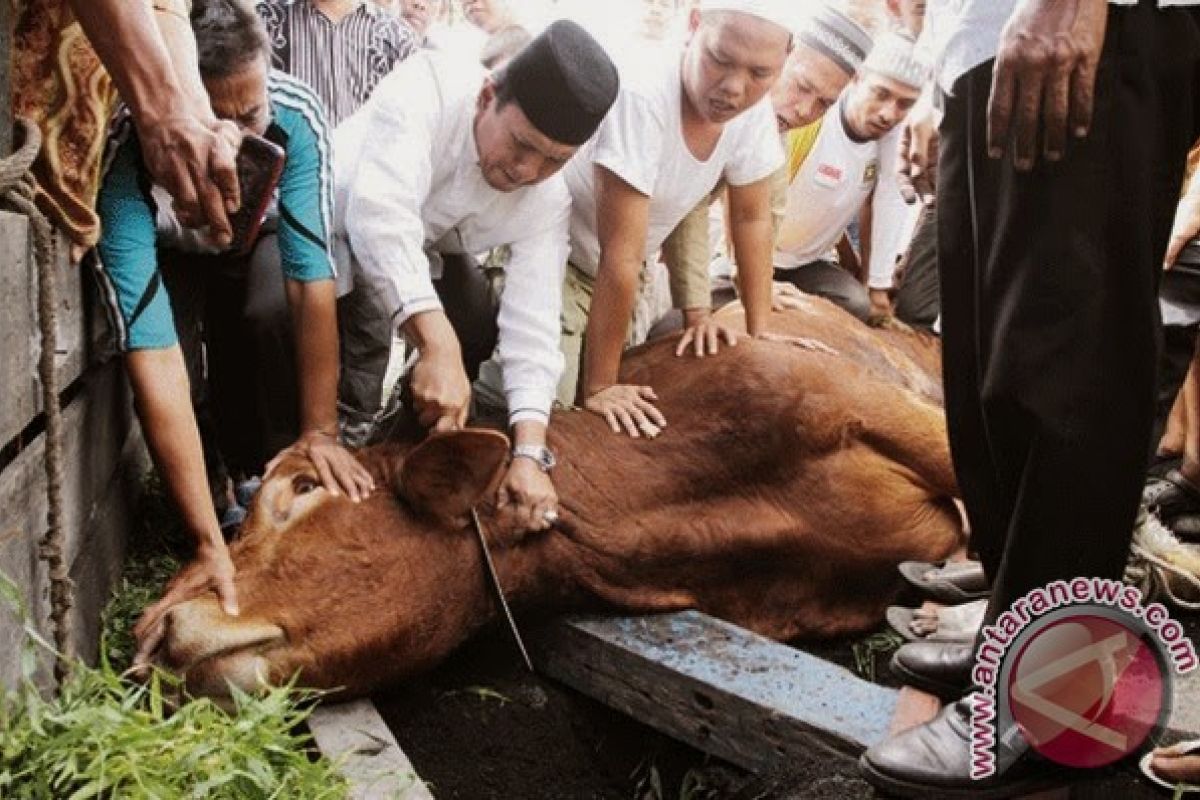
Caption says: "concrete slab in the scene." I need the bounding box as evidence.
[308,698,432,800]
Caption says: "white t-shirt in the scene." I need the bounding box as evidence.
[774,101,909,289]
[563,51,783,278]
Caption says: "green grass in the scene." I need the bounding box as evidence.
[0,474,359,799]
[0,571,350,799]
[851,628,905,683]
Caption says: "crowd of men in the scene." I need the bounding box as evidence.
[12,0,1200,794]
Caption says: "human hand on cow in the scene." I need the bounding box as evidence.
[988,0,1108,171]
[585,384,667,439]
[771,281,810,312]
[898,94,939,206]
[267,430,376,503]
[132,538,238,671]
[407,316,472,432]
[497,457,559,533]
[868,289,894,324]
[676,308,739,358]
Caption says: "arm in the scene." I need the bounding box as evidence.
[724,99,786,330]
[264,85,374,498]
[94,133,237,663]
[581,165,668,438]
[661,193,741,358]
[67,0,241,245]
[341,63,468,429]
[865,131,912,319]
[727,175,776,338]
[492,208,568,530]
[272,277,376,500]
[127,349,238,663]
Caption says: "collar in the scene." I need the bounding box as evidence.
[838,95,872,145]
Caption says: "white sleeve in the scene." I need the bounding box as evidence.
[591,88,667,197]
[495,196,571,425]
[342,62,442,328]
[724,99,785,187]
[868,130,911,290]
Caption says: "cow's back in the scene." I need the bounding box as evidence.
[542,307,962,640]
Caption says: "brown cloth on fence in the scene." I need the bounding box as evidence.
[11,0,117,249]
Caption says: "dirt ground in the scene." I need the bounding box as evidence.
[375,614,1199,800]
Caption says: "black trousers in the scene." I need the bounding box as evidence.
[894,206,940,331]
[938,1,1200,627]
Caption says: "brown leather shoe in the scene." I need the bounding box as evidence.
[890,641,974,700]
[861,697,1081,799]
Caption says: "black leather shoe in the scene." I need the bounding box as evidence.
[860,697,1078,799]
[890,641,973,700]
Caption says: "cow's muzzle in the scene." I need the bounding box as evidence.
[159,598,285,696]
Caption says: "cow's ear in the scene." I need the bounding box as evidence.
[397,429,511,523]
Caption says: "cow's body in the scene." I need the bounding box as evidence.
[160,301,962,699]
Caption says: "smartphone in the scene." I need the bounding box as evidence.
[228,133,286,255]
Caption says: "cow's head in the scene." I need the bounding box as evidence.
[157,430,513,699]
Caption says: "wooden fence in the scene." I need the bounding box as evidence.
[0,21,146,687]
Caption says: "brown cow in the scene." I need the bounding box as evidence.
[157,301,963,699]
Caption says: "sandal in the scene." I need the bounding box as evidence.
[1144,468,1200,522]
[898,559,989,603]
[886,598,988,643]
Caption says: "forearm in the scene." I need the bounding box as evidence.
[730,216,774,336]
[67,0,208,126]
[126,347,223,549]
[151,3,213,118]
[511,420,547,448]
[582,258,640,394]
[286,279,340,435]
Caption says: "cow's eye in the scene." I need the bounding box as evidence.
[292,475,320,496]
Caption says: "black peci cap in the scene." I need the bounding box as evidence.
[500,19,619,147]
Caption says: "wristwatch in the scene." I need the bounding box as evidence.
[511,444,556,472]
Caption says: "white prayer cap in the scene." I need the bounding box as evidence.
[861,31,930,89]
[697,0,800,35]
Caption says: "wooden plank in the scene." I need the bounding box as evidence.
[0,220,89,450]
[308,699,432,800]
[0,360,140,688]
[531,611,899,772]
[0,0,10,157]
[0,361,135,571]
[66,424,148,664]
[0,212,37,448]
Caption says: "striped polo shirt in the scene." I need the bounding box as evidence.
[256,0,418,125]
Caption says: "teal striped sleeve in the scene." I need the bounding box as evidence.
[94,132,178,350]
[269,71,336,283]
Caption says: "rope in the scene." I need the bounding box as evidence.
[1,119,73,681]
